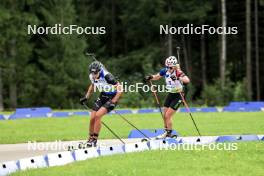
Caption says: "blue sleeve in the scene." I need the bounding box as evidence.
[159,68,166,77]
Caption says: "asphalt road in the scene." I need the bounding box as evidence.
[0,138,141,162]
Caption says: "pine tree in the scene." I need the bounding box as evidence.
[26,0,88,108]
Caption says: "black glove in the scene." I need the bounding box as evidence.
[170,75,178,81]
[143,75,153,82]
[80,97,88,105]
[104,100,116,111]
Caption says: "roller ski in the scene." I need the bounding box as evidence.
[67,142,84,151]
[140,135,177,143]
[155,129,178,140]
[67,144,78,151]
[78,137,97,149]
[140,129,178,142]
[67,137,97,151]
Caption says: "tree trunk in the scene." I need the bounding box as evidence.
[246,0,252,100]
[111,0,116,56]
[168,25,173,56]
[0,68,3,111]
[220,0,227,89]
[181,35,191,78]
[8,38,17,109]
[167,1,172,56]
[201,34,207,88]
[9,68,17,109]
[254,0,260,100]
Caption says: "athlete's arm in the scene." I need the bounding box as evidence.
[151,74,162,80]
[179,75,190,84]
[80,84,94,105]
[146,67,166,81]
[111,82,123,103]
[176,69,190,84]
[105,74,123,103]
[85,84,94,99]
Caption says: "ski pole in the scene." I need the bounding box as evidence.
[148,80,164,120]
[113,110,151,140]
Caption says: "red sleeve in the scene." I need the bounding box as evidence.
[176,69,186,77]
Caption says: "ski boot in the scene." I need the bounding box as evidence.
[155,129,177,139]
[85,137,97,148]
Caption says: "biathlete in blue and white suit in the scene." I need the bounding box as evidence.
[80,61,123,147]
[144,56,190,138]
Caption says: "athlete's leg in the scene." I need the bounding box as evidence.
[88,111,96,139]
[164,107,176,130]
[93,107,108,138]
[163,93,172,129]
[155,93,174,139]
[86,94,103,146]
[86,107,108,147]
[156,93,181,139]
[163,107,169,128]
[164,93,182,136]
[156,106,174,139]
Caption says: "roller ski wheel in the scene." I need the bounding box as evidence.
[141,138,148,142]
[84,139,97,148]
[78,142,85,149]
[67,145,75,151]
[170,135,178,139]
[85,142,93,148]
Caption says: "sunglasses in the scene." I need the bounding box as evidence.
[91,71,99,75]
[167,67,173,70]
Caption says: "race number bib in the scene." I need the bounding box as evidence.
[165,79,183,93]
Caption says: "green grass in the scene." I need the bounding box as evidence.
[0,112,263,144]
[1,112,264,176]
[12,142,264,176]
[0,111,13,115]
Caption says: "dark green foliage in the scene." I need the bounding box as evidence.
[201,78,249,106]
[0,0,263,109]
